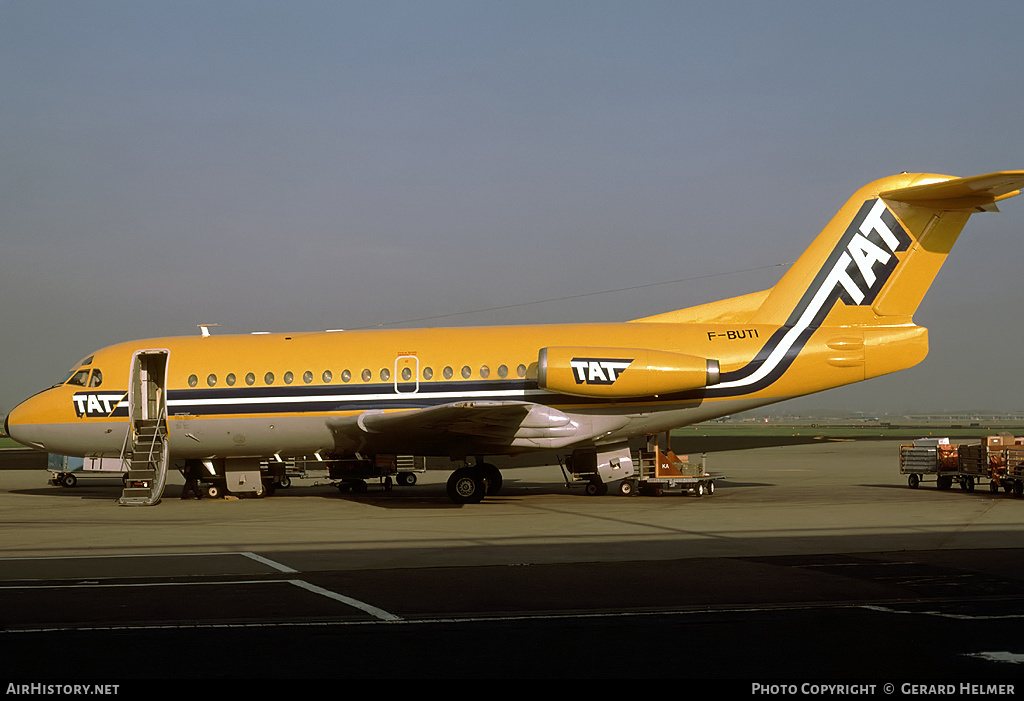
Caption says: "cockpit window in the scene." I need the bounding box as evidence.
[67,369,90,387]
[88,369,103,387]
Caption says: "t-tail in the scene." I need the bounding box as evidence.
[751,171,1024,328]
[640,171,1024,399]
[735,171,1024,393]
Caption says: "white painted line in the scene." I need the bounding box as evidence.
[238,552,298,573]
[287,580,401,621]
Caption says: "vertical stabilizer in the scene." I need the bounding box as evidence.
[749,171,1024,328]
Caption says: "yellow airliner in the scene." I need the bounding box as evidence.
[7,171,1024,504]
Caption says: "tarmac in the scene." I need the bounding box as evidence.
[2,439,1024,682]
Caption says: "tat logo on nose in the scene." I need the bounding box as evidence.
[72,392,127,418]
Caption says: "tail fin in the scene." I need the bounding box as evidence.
[749,171,1024,327]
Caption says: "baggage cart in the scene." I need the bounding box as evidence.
[47,453,126,488]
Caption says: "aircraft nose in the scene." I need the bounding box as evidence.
[5,394,49,451]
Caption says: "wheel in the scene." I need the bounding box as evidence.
[62,473,77,488]
[584,480,608,496]
[966,476,975,492]
[617,479,636,496]
[695,482,705,497]
[397,472,417,486]
[707,480,715,495]
[1015,481,1024,497]
[642,483,663,497]
[937,476,952,490]
[990,480,1000,493]
[206,484,220,498]
[279,476,291,488]
[908,474,920,489]
[446,468,487,504]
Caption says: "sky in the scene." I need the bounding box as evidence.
[2,0,1024,417]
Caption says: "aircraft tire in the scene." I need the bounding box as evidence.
[447,468,486,504]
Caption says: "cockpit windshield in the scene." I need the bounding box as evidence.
[52,356,97,388]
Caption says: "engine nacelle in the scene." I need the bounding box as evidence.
[537,346,720,398]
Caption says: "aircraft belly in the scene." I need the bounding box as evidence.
[12,420,126,458]
[167,415,334,459]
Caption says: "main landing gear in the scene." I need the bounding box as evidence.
[446,461,502,504]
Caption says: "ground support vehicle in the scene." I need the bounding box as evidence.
[635,449,719,496]
[47,454,126,488]
[327,453,427,493]
[562,439,720,497]
[900,435,1024,495]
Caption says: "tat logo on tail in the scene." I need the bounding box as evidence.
[827,199,911,307]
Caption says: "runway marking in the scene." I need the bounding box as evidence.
[862,604,1024,621]
[238,552,298,573]
[966,652,1024,665]
[0,548,296,573]
[0,578,402,622]
[3,599,1016,635]
[287,580,401,621]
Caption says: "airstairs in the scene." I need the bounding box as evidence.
[118,350,170,506]
[118,412,169,505]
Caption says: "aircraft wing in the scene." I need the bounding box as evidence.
[327,401,582,454]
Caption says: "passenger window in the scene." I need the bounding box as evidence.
[68,369,90,387]
[88,369,103,387]
[498,365,508,378]
[265,372,275,385]
[423,367,433,380]
[303,371,313,384]
[380,368,390,381]
[207,374,217,387]
[226,373,236,386]
[517,364,527,378]
[479,365,490,379]
[284,371,294,385]
[461,366,471,379]
[245,373,255,386]
[443,366,453,379]
[341,369,351,383]
[361,369,371,382]
[401,367,412,381]
[188,374,198,388]
[323,370,333,383]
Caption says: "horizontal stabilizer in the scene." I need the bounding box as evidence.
[881,171,1024,211]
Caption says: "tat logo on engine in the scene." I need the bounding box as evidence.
[569,358,634,385]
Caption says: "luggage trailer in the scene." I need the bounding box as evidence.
[900,435,1024,496]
